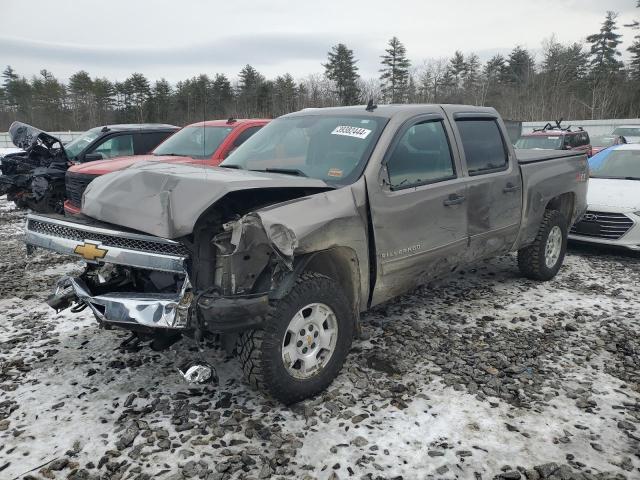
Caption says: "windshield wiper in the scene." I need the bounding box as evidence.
[219,164,244,170]
[155,153,184,156]
[624,176,640,181]
[252,168,307,177]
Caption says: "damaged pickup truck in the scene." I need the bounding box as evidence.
[24,104,588,403]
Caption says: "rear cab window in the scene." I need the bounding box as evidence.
[455,118,509,175]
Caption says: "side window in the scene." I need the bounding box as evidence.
[89,134,134,159]
[563,135,574,148]
[455,119,508,175]
[224,126,263,159]
[138,132,174,153]
[386,120,456,189]
[233,126,263,148]
[582,132,590,145]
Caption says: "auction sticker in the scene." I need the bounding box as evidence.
[331,125,372,139]
[327,168,343,177]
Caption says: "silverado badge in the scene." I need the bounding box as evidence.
[74,241,108,261]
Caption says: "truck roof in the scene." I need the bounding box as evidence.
[522,130,577,137]
[186,119,271,127]
[99,124,179,132]
[293,104,499,119]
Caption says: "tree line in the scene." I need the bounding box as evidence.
[1,7,639,131]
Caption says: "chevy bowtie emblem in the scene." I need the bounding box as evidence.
[74,241,108,261]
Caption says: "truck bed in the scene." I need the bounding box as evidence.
[516,149,585,164]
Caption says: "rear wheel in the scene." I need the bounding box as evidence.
[237,272,354,404]
[517,209,567,281]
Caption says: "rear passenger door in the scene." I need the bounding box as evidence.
[450,112,522,260]
[368,114,468,304]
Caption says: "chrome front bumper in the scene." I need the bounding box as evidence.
[51,275,192,329]
[26,214,193,329]
[25,214,187,273]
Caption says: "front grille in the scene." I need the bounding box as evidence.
[27,218,189,257]
[570,211,634,240]
[66,171,99,208]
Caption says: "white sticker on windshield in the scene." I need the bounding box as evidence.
[331,125,372,139]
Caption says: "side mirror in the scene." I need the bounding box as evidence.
[83,152,104,162]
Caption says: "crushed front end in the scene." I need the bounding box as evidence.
[24,213,272,337]
[26,214,194,330]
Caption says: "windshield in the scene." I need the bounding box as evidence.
[64,128,102,159]
[515,135,562,149]
[153,126,233,159]
[612,127,640,137]
[591,135,616,148]
[221,115,386,184]
[589,149,640,179]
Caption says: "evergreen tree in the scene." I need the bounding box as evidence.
[92,78,115,125]
[448,51,467,88]
[626,2,640,80]
[505,46,535,86]
[68,71,94,128]
[273,74,297,116]
[462,53,480,99]
[379,37,411,103]
[211,74,233,117]
[31,69,66,130]
[150,79,172,122]
[3,65,33,120]
[237,65,265,115]
[124,73,151,122]
[587,11,624,77]
[324,43,360,105]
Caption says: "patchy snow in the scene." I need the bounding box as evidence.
[1,196,639,479]
[0,147,22,158]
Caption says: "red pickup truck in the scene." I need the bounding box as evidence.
[64,118,269,215]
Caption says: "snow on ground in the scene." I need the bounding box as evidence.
[1,196,639,480]
[0,147,23,158]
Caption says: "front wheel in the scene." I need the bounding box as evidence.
[237,272,354,404]
[517,209,568,281]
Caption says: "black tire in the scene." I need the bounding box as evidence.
[517,209,568,281]
[237,272,354,404]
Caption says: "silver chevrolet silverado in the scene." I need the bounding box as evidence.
[25,104,588,403]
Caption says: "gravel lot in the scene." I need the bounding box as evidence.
[1,197,639,480]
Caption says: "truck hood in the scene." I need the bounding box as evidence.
[9,121,67,159]
[81,162,332,238]
[71,154,200,175]
[587,178,640,210]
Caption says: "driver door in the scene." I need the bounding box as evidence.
[368,115,468,305]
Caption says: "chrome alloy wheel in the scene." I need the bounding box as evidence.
[281,303,338,379]
[545,225,563,268]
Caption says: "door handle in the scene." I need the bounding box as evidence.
[443,194,466,206]
[503,183,521,193]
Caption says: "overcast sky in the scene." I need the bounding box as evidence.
[1,0,638,84]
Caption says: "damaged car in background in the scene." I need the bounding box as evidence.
[25,104,588,404]
[0,121,177,213]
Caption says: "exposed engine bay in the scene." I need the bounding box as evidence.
[0,122,69,213]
